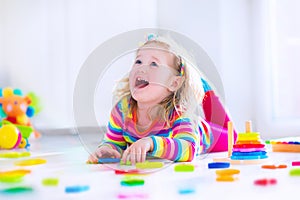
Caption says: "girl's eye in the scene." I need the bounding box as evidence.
[135,60,142,65]
[150,62,158,67]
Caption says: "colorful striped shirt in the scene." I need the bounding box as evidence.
[100,97,212,162]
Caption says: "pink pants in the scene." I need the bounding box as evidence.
[202,90,237,152]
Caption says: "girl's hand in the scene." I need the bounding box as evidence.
[121,137,153,165]
[88,145,121,163]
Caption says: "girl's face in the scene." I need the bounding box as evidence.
[129,45,179,106]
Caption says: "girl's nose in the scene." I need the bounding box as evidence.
[137,65,149,73]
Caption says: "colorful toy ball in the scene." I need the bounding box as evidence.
[0,124,22,149]
[0,87,42,140]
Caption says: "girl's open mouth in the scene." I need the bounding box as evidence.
[135,77,149,89]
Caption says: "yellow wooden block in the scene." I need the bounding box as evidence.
[216,175,237,182]
[237,133,260,141]
[238,132,260,137]
[0,169,31,177]
[215,169,240,176]
[0,151,30,158]
[136,161,164,169]
[0,169,31,183]
[14,158,47,166]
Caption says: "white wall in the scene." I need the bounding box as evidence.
[0,0,157,129]
[219,1,253,133]
[0,1,8,86]
[1,0,258,134]
[157,0,252,132]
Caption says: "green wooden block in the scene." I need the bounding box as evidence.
[290,168,300,176]
[42,178,59,186]
[174,164,195,172]
[120,179,145,186]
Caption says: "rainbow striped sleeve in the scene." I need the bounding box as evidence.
[100,101,127,153]
[150,117,199,162]
[198,119,212,153]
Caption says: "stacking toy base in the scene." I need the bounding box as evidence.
[213,157,269,165]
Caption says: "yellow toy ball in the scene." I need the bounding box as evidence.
[0,124,22,149]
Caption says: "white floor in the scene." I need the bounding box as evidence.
[0,132,300,200]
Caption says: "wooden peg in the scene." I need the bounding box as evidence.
[245,120,252,133]
[227,121,234,157]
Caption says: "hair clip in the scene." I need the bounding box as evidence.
[146,33,158,42]
[139,33,158,47]
[179,57,185,77]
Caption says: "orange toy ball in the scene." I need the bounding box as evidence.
[0,124,22,149]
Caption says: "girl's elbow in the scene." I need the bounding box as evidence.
[174,151,195,162]
[174,156,194,162]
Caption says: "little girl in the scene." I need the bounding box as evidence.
[88,35,214,164]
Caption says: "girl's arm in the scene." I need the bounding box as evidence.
[99,102,127,154]
[149,117,209,162]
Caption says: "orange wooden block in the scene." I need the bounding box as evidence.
[216,175,237,182]
[261,164,287,169]
[271,144,300,152]
[236,140,261,145]
[215,169,240,176]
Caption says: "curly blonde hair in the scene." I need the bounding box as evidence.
[113,35,204,127]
